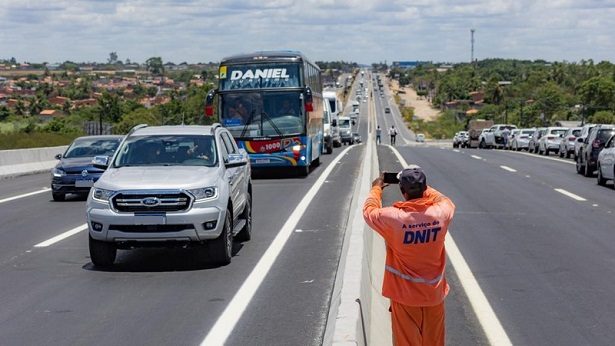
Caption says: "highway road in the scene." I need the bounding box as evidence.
[2,72,615,346]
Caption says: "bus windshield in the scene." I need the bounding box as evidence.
[220,92,304,138]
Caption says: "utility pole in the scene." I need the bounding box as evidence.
[470,29,475,64]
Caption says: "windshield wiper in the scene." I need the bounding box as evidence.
[260,111,283,137]
[240,109,256,138]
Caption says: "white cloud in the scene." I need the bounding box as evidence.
[0,0,613,63]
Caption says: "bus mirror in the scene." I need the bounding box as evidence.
[304,87,314,112]
[205,89,217,117]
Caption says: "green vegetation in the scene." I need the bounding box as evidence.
[389,59,615,131]
[0,132,79,150]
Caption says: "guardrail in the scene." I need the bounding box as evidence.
[0,146,67,179]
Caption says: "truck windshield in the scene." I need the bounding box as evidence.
[114,135,217,167]
[220,91,304,138]
[339,119,351,127]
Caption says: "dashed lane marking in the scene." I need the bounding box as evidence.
[471,155,483,160]
[554,188,587,201]
[34,224,88,247]
[500,165,517,172]
[0,187,51,204]
[387,145,513,346]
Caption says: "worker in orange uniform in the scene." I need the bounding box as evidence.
[363,165,455,346]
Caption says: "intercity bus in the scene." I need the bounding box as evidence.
[205,51,323,175]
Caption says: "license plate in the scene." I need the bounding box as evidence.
[75,179,94,187]
[133,215,166,225]
[255,159,270,164]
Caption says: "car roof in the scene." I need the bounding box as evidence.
[75,135,124,141]
[131,125,218,136]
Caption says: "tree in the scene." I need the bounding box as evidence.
[0,106,10,121]
[534,82,565,119]
[108,52,118,64]
[96,92,122,134]
[589,110,615,124]
[146,57,164,75]
[578,76,615,114]
[114,108,158,134]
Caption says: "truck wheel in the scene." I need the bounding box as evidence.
[89,235,116,267]
[210,209,233,265]
[52,192,65,202]
[235,194,252,242]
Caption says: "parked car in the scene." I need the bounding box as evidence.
[558,127,581,158]
[467,119,494,148]
[479,124,517,149]
[576,124,615,177]
[416,133,425,142]
[597,134,615,186]
[453,132,462,148]
[574,124,596,159]
[528,127,547,153]
[86,124,252,267]
[510,128,535,151]
[538,127,568,156]
[352,132,362,144]
[505,129,520,150]
[51,135,123,201]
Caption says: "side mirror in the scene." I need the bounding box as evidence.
[92,155,109,170]
[304,87,313,112]
[55,153,62,160]
[205,89,217,117]
[331,119,337,127]
[225,153,248,168]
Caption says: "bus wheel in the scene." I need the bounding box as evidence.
[298,165,310,177]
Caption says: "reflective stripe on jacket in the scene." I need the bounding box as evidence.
[363,186,455,306]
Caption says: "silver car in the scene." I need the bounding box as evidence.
[558,127,581,158]
[574,124,596,160]
[538,127,568,156]
[510,128,535,151]
[597,134,615,186]
[86,124,252,267]
[528,127,547,153]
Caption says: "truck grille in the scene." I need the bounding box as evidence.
[112,192,191,212]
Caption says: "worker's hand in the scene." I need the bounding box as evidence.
[371,173,388,189]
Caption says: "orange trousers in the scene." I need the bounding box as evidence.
[390,300,445,346]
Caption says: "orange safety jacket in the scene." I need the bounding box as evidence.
[363,186,455,307]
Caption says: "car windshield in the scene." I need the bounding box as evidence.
[113,135,217,167]
[220,91,304,138]
[551,129,567,136]
[64,138,120,158]
[339,119,351,127]
[522,130,534,135]
[572,129,581,136]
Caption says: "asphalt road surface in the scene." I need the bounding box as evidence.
[2,72,615,346]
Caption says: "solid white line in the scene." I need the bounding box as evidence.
[201,144,357,346]
[471,155,482,160]
[0,187,51,204]
[554,188,587,201]
[387,145,513,346]
[500,165,517,172]
[34,224,88,247]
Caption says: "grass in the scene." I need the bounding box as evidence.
[0,132,80,150]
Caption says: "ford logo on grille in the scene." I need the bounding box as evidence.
[141,197,160,207]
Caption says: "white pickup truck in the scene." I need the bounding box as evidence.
[479,124,517,149]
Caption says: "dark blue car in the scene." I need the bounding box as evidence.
[51,135,123,201]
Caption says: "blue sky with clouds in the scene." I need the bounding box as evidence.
[1,0,614,64]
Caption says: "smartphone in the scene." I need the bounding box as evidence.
[383,172,399,184]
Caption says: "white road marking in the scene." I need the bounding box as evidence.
[387,145,513,346]
[471,155,483,160]
[201,144,356,346]
[500,165,517,172]
[592,204,599,207]
[453,149,460,153]
[0,187,51,204]
[554,188,587,201]
[34,224,88,247]
[505,150,575,165]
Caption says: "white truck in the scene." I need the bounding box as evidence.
[479,124,517,149]
[322,99,340,153]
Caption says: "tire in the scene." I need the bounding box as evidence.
[584,160,592,177]
[326,142,333,154]
[544,148,549,156]
[52,192,65,201]
[89,235,117,267]
[298,165,310,177]
[576,155,585,175]
[479,140,485,149]
[597,165,607,186]
[210,209,233,265]
[566,151,571,159]
[235,194,252,242]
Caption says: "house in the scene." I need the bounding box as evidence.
[49,96,71,106]
[72,98,97,108]
[38,109,65,122]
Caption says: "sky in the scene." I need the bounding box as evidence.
[1,0,615,65]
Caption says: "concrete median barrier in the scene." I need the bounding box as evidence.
[0,146,67,179]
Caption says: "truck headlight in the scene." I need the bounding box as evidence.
[92,188,115,202]
[188,187,218,201]
[52,168,66,177]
